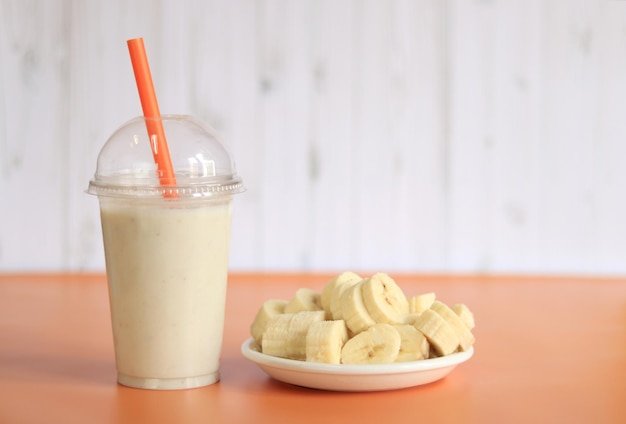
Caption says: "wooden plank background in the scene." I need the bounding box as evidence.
[1,0,625,275]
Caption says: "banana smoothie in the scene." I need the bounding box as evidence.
[100,199,232,389]
[89,115,244,389]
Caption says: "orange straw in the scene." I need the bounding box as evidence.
[127,37,177,190]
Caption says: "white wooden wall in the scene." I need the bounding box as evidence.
[1,0,625,275]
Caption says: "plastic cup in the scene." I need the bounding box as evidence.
[87,115,244,390]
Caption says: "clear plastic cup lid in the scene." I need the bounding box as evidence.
[87,115,245,199]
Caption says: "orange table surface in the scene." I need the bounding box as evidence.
[1,273,625,423]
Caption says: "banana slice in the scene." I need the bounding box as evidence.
[412,308,459,356]
[284,288,323,314]
[404,313,419,325]
[361,273,409,324]
[287,310,327,360]
[261,313,294,359]
[341,323,401,364]
[340,281,376,334]
[430,301,475,351]
[250,298,288,345]
[330,277,362,320]
[261,311,326,360]
[321,272,362,318]
[306,320,349,364]
[408,292,436,314]
[393,324,429,362]
[451,303,476,330]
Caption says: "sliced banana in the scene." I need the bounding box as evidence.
[250,298,288,345]
[253,272,476,364]
[361,273,409,324]
[408,292,436,314]
[284,288,323,314]
[321,272,362,318]
[286,310,327,360]
[451,303,476,330]
[340,281,376,334]
[261,311,326,360]
[341,323,401,364]
[306,320,349,364]
[412,308,460,356]
[261,314,294,359]
[393,324,429,362]
[329,277,362,320]
[430,301,475,351]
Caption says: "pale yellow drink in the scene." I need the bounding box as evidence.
[99,198,232,389]
[88,115,244,390]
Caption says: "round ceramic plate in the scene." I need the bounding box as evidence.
[240,338,473,392]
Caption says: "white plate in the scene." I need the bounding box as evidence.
[240,338,473,392]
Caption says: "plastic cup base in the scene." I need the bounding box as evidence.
[117,371,220,390]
